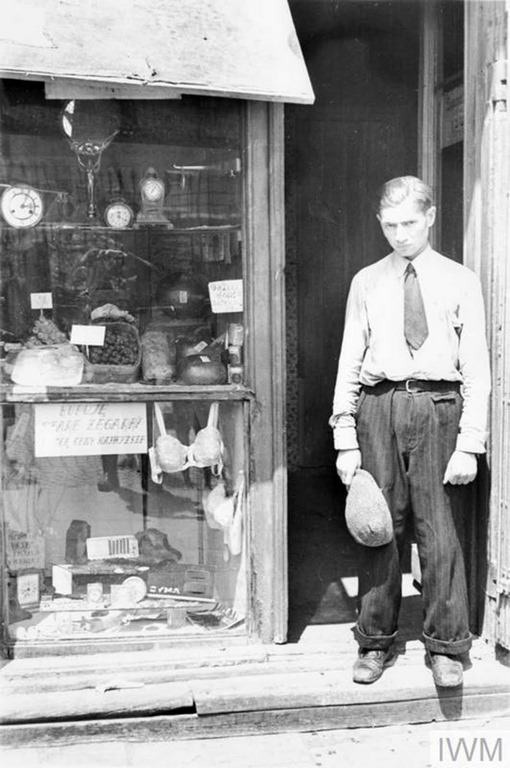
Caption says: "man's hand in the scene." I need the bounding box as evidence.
[336,449,362,487]
[443,450,478,485]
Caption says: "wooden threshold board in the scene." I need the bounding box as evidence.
[1,657,509,743]
[1,693,509,748]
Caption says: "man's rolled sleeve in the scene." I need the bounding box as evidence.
[330,414,359,450]
[330,273,368,449]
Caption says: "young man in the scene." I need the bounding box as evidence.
[330,176,491,687]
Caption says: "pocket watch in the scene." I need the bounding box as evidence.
[1,184,44,228]
[122,576,147,603]
[104,199,134,229]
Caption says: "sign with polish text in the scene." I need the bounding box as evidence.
[34,402,147,457]
[208,280,243,314]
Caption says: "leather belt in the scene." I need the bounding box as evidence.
[393,379,460,394]
[362,379,461,395]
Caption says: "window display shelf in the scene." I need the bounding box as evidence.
[0,382,254,404]
[7,625,248,659]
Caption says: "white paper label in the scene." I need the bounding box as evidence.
[70,325,106,346]
[7,532,45,571]
[208,280,243,314]
[34,403,148,457]
[30,292,53,310]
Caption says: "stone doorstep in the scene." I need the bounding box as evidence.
[0,632,499,695]
[0,636,509,732]
[1,623,507,738]
[0,667,509,750]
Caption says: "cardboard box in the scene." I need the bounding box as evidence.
[147,563,214,599]
[52,562,147,596]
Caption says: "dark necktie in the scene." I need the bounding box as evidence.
[404,261,428,350]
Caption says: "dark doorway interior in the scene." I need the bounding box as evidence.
[285,0,421,638]
[285,1,484,644]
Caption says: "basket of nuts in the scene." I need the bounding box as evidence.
[84,320,141,383]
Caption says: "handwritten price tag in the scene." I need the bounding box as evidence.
[70,325,106,346]
[30,292,53,310]
[208,280,243,314]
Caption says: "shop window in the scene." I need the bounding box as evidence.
[0,80,249,653]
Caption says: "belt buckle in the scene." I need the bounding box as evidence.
[405,378,419,394]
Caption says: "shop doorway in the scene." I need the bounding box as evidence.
[285,0,476,642]
[285,0,420,639]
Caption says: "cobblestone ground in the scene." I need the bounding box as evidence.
[2,715,510,768]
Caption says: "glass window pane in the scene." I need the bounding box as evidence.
[2,400,247,646]
[0,80,244,390]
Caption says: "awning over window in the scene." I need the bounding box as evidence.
[0,0,314,104]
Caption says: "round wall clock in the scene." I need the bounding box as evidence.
[104,200,134,229]
[0,184,44,228]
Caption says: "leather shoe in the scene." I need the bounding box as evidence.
[428,652,463,687]
[353,648,391,684]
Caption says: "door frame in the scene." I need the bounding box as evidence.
[419,0,510,651]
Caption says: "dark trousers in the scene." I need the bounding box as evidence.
[354,382,473,655]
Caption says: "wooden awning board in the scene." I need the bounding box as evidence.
[0,0,315,104]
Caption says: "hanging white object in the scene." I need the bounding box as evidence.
[153,403,190,473]
[203,472,245,557]
[188,402,224,476]
[226,473,245,557]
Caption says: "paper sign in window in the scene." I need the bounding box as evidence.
[70,325,106,346]
[208,280,243,314]
[34,402,147,457]
[30,293,53,310]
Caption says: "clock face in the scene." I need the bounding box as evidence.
[1,185,44,228]
[122,576,147,603]
[16,572,40,606]
[104,201,134,229]
[143,179,164,202]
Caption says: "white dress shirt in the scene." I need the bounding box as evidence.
[331,246,491,453]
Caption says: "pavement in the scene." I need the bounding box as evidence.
[2,714,510,768]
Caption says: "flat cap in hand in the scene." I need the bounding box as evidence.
[345,469,393,547]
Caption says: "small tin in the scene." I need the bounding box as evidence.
[227,323,244,346]
[166,605,188,629]
[87,582,103,605]
[228,365,244,385]
[228,345,242,366]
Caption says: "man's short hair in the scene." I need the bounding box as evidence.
[378,176,434,213]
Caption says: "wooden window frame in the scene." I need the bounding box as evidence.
[244,101,287,644]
